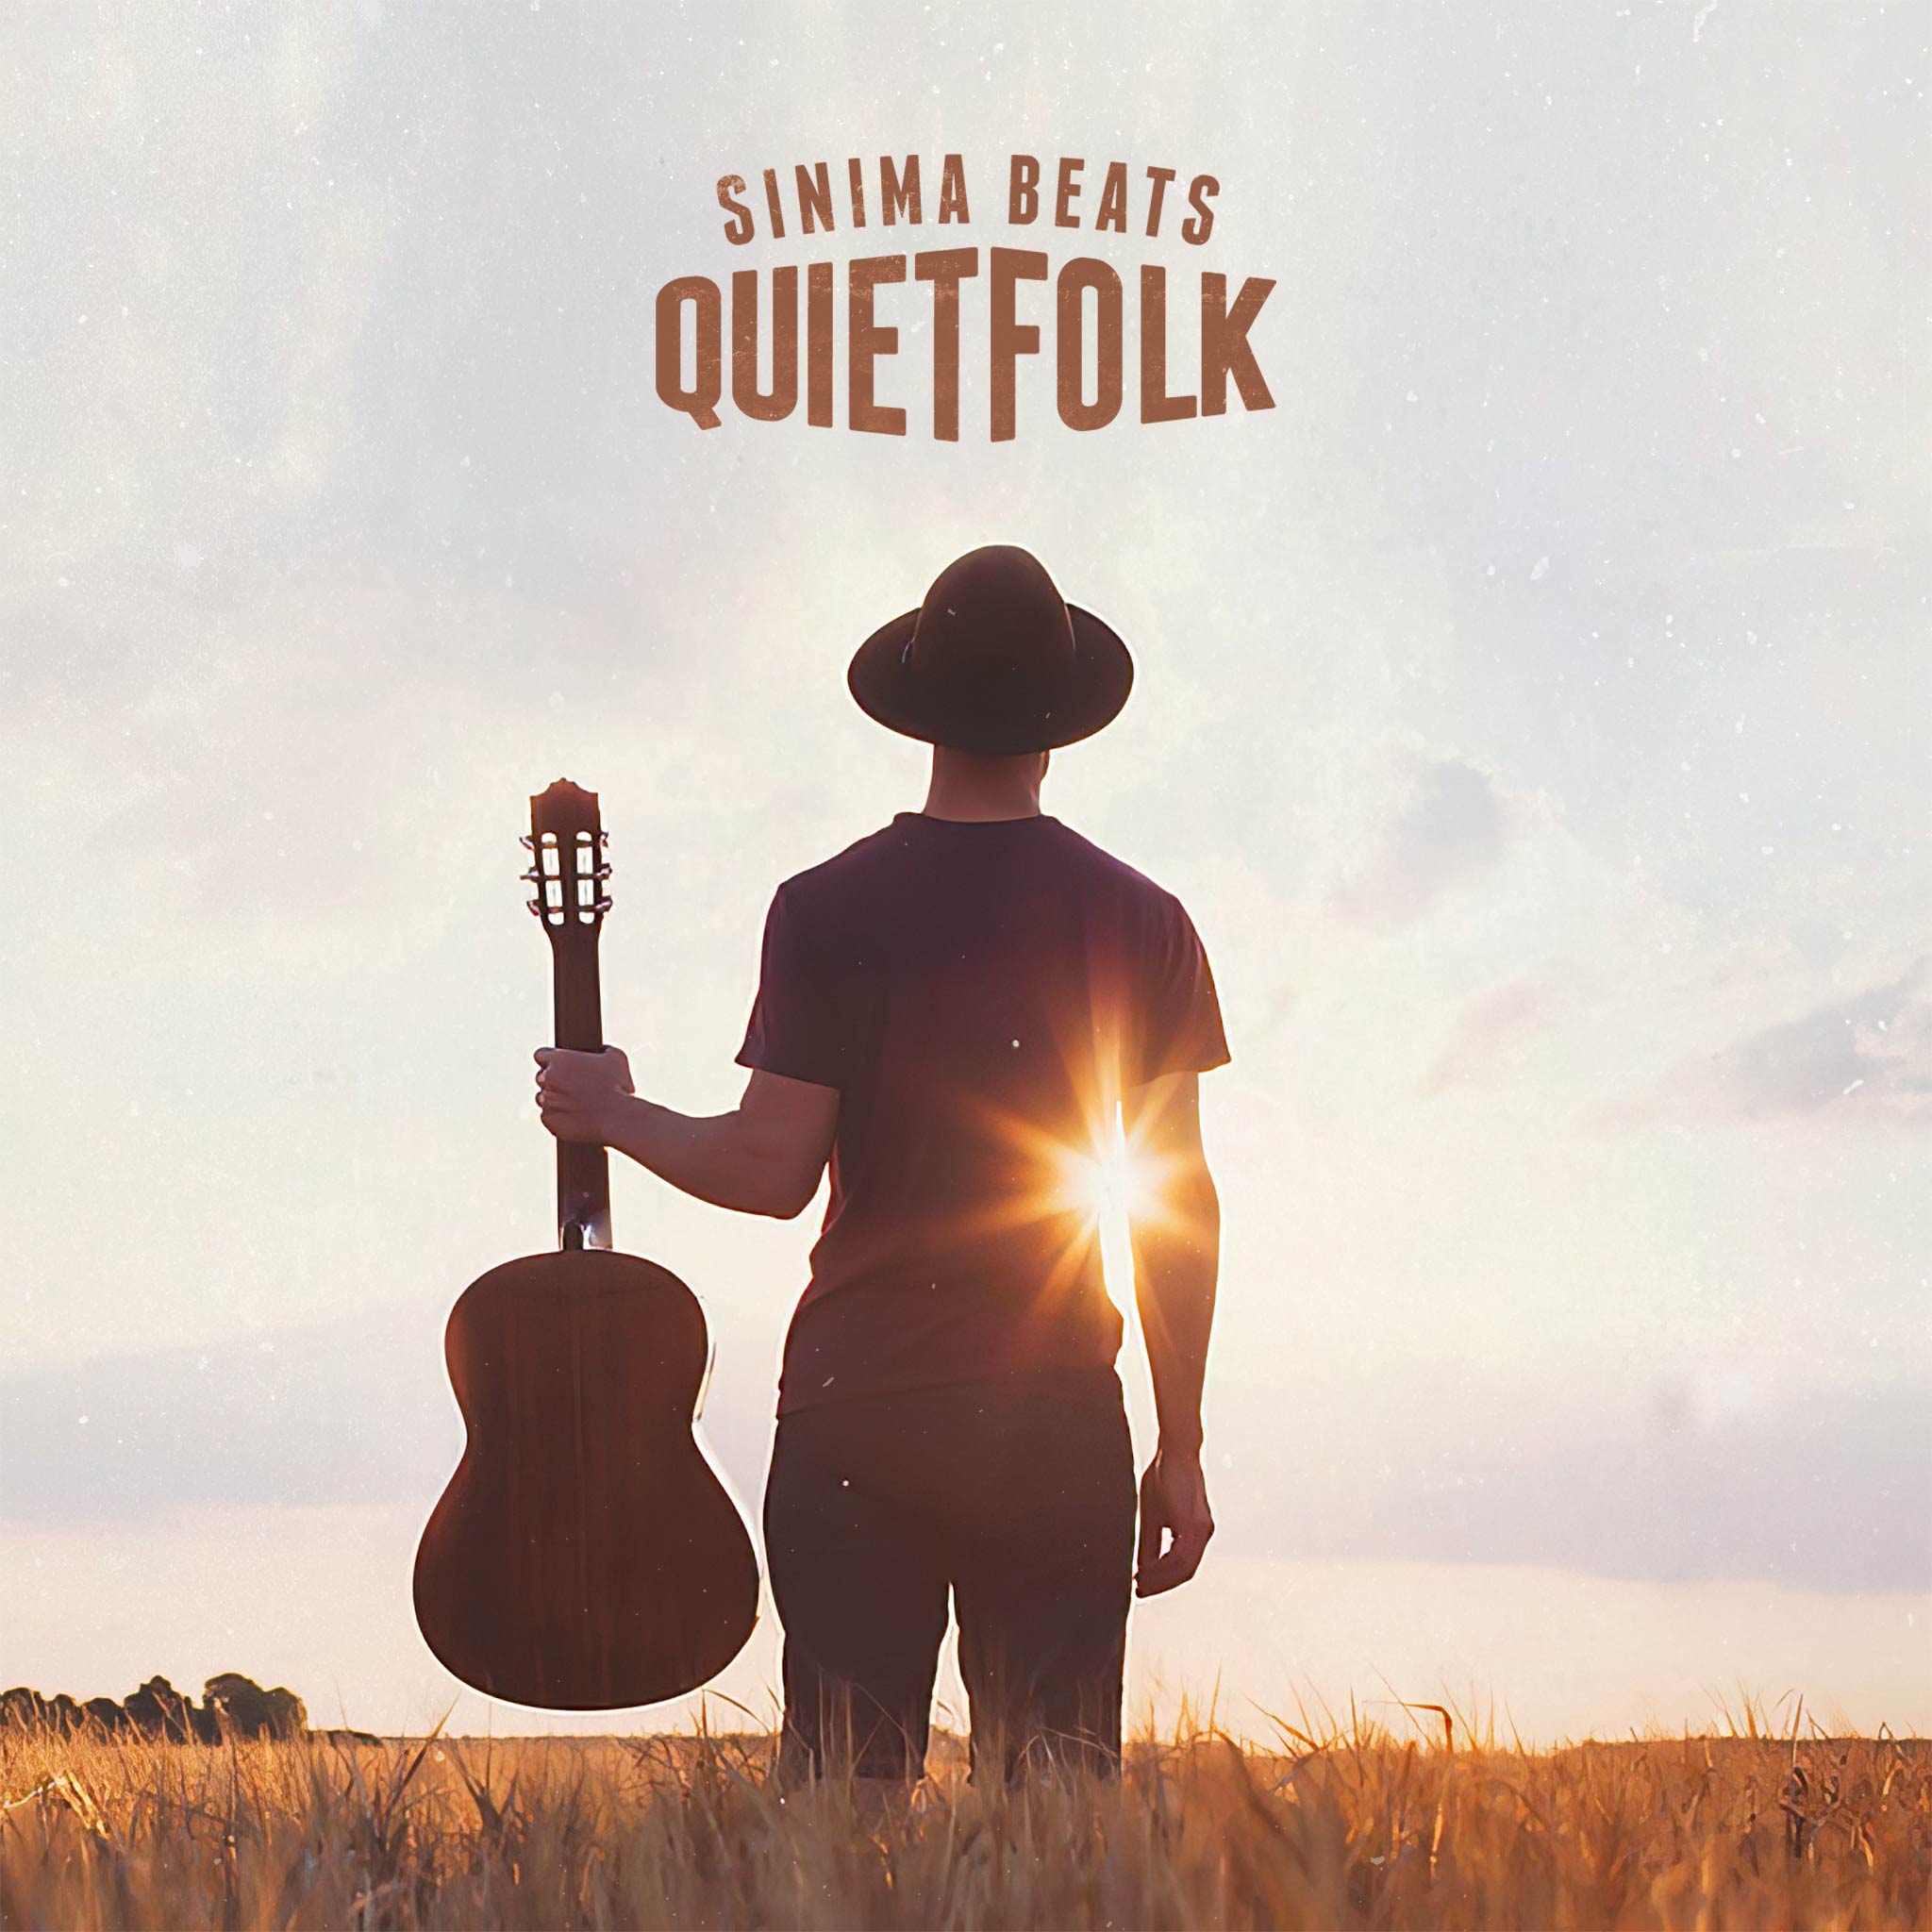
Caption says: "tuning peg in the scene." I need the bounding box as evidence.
[590,862,612,879]
[526,897,545,919]
[520,867,541,883]
[519,834,536,849]
[591,895,612,913]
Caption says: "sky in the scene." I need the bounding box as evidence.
[2,3,1927,1744]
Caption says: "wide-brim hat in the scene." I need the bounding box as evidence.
[847,543,1134,755]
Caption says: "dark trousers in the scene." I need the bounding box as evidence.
[762,1372,1137,1786]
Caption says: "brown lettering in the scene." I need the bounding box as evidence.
[1182,173,1219,245]
[937,153,970,224]
[1055,157,1085,227]
[1094,162,1128,233]
[1139,265,1196,422]
[1008,154,1041,224]
[655,276,723,430]
[1201,274,1274,414]
[1056,258,1123,431]
[794,162,834,235]
[716,175,754,245]
[1143,165,1175,238]
[730,267,797,422]
[990,245,1048,441]
[880,156,922,225]
[806,261,834,426]
[914,248,979,441]
[849,255,907,435]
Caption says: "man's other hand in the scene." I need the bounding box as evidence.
[534,1044,635,1145]
[1135,1446,1215,1597]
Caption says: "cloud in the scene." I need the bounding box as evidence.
[0,1302,780,1532]
[19,1311,1927,1597]
[1219,1365,1932,1594]
[1604,959,1932,1127]
[1421,975,1553,1094]
[1328,752,1514,928]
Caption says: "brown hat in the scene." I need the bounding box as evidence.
[846,544,1134,755]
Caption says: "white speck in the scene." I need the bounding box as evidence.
[1841,1078,1864,1096]
[1529,556,1549,581]
[259,1341,275,1353]
[1010,1038,1020,1049]
[77,1415,89,1426]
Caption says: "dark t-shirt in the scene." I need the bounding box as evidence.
[737,810,1229,1415]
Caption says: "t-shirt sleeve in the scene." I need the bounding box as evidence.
[735,882,846,1089]
[1130,894,1231,1085]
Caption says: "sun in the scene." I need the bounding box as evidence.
[1056,1114,1171,1314]
[1064,1117,1161,1226]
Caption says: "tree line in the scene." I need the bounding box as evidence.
[0,1673,336,1742]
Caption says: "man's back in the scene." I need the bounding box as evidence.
[539,545,1226,1785]
[738,809,1228,1413]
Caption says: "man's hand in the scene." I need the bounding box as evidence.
[1135,1445,1215,1597]
[534,1044,635,1145]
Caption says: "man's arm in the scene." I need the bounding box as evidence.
[535,1046,837,1220]
[1122,1067,1221,1596]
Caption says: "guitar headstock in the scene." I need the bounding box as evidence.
[523,778,611,942]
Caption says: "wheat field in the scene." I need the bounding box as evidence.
[2,1697,1926,1930]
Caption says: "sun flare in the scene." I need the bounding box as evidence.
[1063,1121,1162,1227]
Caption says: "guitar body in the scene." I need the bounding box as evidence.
[412,778,760,1709]
[413,1248,759,1709]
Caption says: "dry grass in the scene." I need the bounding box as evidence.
[2,1694,1927,1929]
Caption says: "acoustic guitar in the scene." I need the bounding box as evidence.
[412,778,760,1709]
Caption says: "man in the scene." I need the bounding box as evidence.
[535,542,1227,1790]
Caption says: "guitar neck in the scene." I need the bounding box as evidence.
[551,927,613,1252]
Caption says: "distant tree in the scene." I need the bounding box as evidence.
[1,1673,314,1741]
[122,1676,196,1742]
[1,1689,52,1731]
[203,1674,308,1740]
[82,1696,127,1735]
